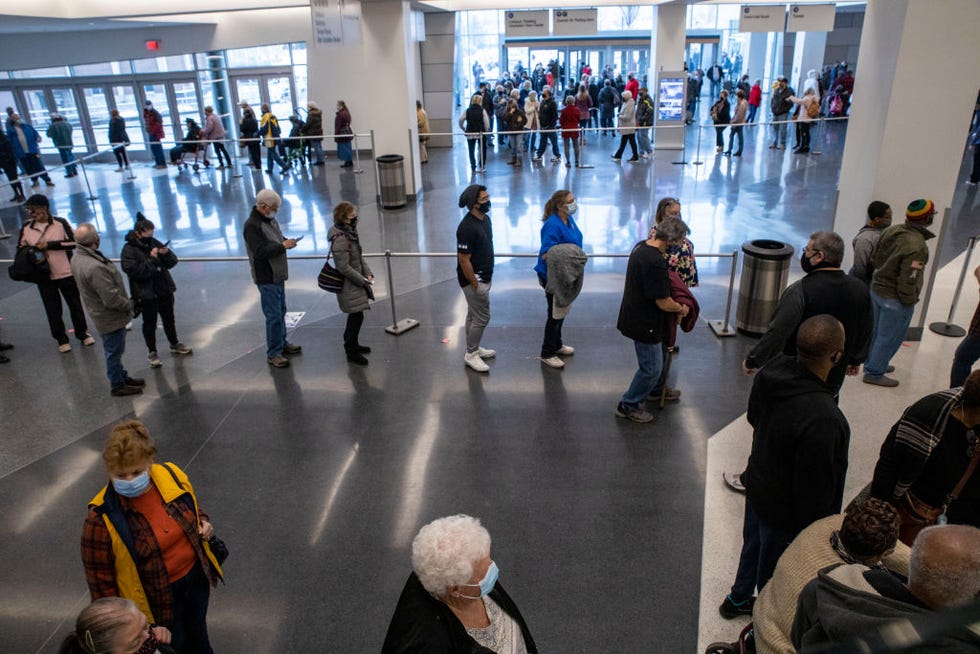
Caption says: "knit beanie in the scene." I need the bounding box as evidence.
[457,184,485,210]
[906,198,936,222]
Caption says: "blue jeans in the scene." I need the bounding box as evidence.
[536,130,560,158]
[621,340,665,409]
[309,140,324,164]
[865,290,914,377]
[772,114,788,146]
[258,283,287,358]
[730,497,794,602]
[747,104,758,123]
[102,327,129,388]
[148,137,166,166]
[265,146,288,172]
[728,125,743,154]
[637,127,652,154]
[58,147,77,176]
[951,333,980,387]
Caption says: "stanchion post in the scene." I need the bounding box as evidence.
[709,249,739,337]
[353,131,365,174]
[383,250,420,335]
[692,121,704,166]
[672,122,689,165]
[78,155,98,201]
[231,137,243,179]
[929,236,977,337]
[370,130,381,206]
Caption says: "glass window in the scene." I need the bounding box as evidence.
[173,81,202,133]
[293,65,308,110]
[51,88,82,131]
[291,42,308,66]
[0,89,17,116]
[142,84,173,140]
[83,87,112,150]
[112,85,145,150]
[597,7,653,32]
[11,66,70,79]
[22,89,50,128]
[73,61,132,76]
[689,5,718,30]
[198,72,217,113]
[234,78,262,109]
[266,76,293,119]
[226,44,291,68]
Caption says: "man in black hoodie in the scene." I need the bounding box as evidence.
[719,315,851,619]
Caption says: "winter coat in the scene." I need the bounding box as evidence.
[871,222,934,306]
[327,223,373,314]
[634,94,654,127]
[771,85,794,116]
[334,107,353,143]
[46,118,73,147]
[617,99,636,135]
[711,97,731,124]
[201,112,226,140]
[108,116,129,145]
[70,245,133,333]
[305,107,324,140]
[6,122,42,158]
[849,226,884,285]
[260,112,280,148]
[538,97,558,129]
[120,230,177,302]
[239,108,258,138]
[243,207,288,285]
[749,84,762,107]
[523,98,540,130]
[559,105,580,138]
[143,108,165,140]
[574,93,592,121]
[598,85,620,109]
[506,107,527,132]
[732,98,748,124]
[416,107,430,139]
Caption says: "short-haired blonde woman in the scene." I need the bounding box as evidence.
[81,420,223,654]
[329,201,374,365]
[382,515,537,653]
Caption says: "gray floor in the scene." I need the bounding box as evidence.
[1,107,977,652]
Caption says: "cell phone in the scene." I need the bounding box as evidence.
[293,235,304,242]
[162,240,171,247]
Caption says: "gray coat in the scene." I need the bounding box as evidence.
[328,224,373,314]
[70,245,132,333]
[544,243,588,318]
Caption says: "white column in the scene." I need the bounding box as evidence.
[649,3,687,150]
[743,31,769,85]
[833,0,980,334]
[789,31,827,94]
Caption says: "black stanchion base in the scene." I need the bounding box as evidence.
[692,161,704,166]
[672,160,687,165]
[929,322,966,337]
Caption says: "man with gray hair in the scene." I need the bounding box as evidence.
[792,524,980,652]
[70,223,144,396]
[615,215,690,423]
[243,189,301,368]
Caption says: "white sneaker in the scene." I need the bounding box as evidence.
[476,347,496,359]
[556,345,575,356]
[58,343,72,353]
[148,352,163,368]
[540,355,564,369]
[464,351,490,372]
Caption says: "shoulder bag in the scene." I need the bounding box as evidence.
[160,462,229,565]
[895,442,980,546]
[317,235,346,294]
[9,222,51,283]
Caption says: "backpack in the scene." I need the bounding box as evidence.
[806,100,819,119]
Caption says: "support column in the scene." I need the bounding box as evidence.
[360,0,422,198]
[833,0,980,336]
[649,2,686,150]
[789,31,827,95]
[743,31,768,85]
[420,12,455,150]
[206,52,232,134]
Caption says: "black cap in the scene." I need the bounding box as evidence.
[24,194,49,208]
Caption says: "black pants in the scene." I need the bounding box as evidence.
[21,154,51,184]
[727,126,743,155]
[797,123,811,151]
[344,311,364,353]
[715,125,727,148]
[972,144,980,184]
[211,142,232,167]
[246,142,261,168]
[614,134,637,159]
[540,286,565,358]
[1,158,23,197]
[169,563,214,654]
[466,137,486,169]
[38,277,88,345]
[141,294,179,353]
[113,146,129,168]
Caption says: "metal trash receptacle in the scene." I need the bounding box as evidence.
[736,239,795,335]
[376,154,406,209]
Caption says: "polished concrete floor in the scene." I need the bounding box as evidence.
[1,110,978,653]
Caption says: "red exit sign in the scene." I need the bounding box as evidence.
[146,40,162,51]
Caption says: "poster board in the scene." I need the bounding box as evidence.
[654,70,686,151]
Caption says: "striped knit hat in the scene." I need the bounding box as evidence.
[906,198,936,222]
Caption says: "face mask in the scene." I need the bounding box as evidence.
[477,201,491,213]
[134,632,159,654]
[458,561,499,599]
[112,471,151,498]
[566,202,578,215]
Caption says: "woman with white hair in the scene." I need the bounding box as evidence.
[611,90,638,162]
[60,597,175,654]
[382,515,537,653]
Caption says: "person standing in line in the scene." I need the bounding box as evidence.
[611,90,638,162]
[625,72,639,103]
[200,106,231,169]
[0,130,25,201]
[597,79,619,135]
[711,89,731,154]
[967,123,979,186]
[719,315,850,620]
[769,77,794,150]
[108,109,130,172]
[788,88,819,154]
[238,103,261,169]
[142,101,167,169]
[459,94,489,173]
[615,216,691,424]
[574,84,592,146]
[950,266,980,388]
[121,217,193,369]
[305,101,325,166]
[535,190,584,370]
[243,189,302,369]
[863,199,936,387]
[505,98,526,167]
[6,113,54,187]
[523,90,539,156]
[558,95,581,168]
[46,114,77,178]
[70,223,144,397]
[259,104,290,175]
[727,89,748,156]
[634,87,655,159]
[328,202,374,366]
[335,100,354,168]
[533,87,561,164]
[849,200,893,285]
[456,184,496,373]
[416,100,430,165]
[19,194,94,353]
[747,79,762,124]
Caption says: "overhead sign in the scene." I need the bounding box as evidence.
[504,10,549,38]
[553,9,598,37]
[311,0,342,46]
[738,5,786,33]
[787,4,836,32]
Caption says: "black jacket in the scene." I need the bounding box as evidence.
[108,116,129,145]
[381,572,537,654]
[120,230,177,301]
[743,355,850,535]
[538,97,558,129]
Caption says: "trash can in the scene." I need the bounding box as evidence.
[376,154,406,209]
[735,239,795,335]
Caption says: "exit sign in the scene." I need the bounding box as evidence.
[146,40,162,51]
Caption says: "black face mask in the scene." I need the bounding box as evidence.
[800,252,834,273]
[477,201,491,213]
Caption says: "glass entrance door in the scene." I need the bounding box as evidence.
[112,85,144,151]
[82,86,112,152]
[142,83,173,142]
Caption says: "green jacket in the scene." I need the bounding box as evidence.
[46,119,73,147]
[870,222,934,306]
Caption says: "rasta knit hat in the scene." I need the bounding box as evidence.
[458,184,486,210]
[906,198,936,222]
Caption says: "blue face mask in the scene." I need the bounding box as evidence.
[112,471,151,498]
[459,561,499,599]
[566,202,578,215]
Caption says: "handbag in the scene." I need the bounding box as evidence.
[895,443,980,546]
[317,235,345,294]
[9,245,50,283]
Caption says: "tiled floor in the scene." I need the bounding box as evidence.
[0,110,977,652]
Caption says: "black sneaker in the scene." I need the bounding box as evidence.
[719,594,755,619]
[124,376,146,387]
[346,351,369,366]
[356,345,371,353]
[111,384,143,397]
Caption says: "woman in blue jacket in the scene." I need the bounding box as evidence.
[535,189,584,369]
